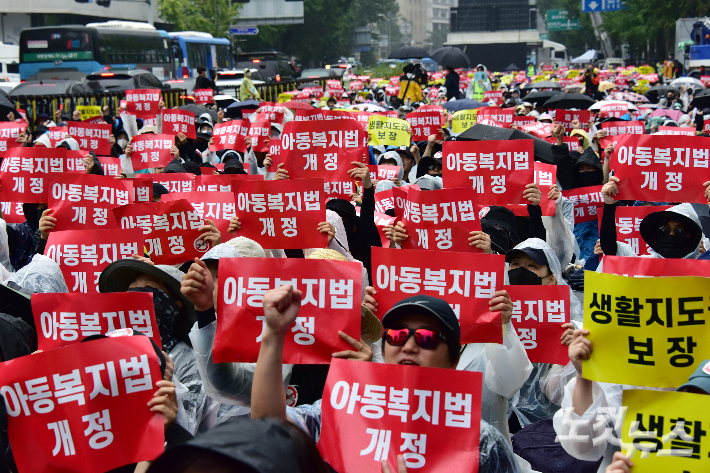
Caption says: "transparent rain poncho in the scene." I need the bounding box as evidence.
[0,219,13,281]
[4,254,68,293]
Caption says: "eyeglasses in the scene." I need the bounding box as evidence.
[384,327,447,350]
[657,224,688,236]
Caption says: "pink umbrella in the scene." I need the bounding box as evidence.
[650,109,683,122]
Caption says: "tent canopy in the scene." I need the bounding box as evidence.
[571,49,597,64]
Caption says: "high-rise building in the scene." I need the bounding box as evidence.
[396,0,450,47]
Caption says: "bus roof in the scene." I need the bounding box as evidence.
[542,40,567,51]
[171,34,230,45]
[171,31,214,38]
[86,21,157,30]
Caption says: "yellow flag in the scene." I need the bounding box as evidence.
[451,109,479,134]
[367,115,411,147]
[582,272,710,388]
[620,389,710,473]
[76,105,102,120]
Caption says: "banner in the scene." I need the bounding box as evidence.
[505,285,570,365]
[67,121,112,156]
[399,187,483,253]
[372,247,504,344]
[160,109,196,140]
[443,140,534,205]
[519,122,552,138]
[83,116,106,126]
[129,134,175,171]
[405,111,443,141]
[561,185,604,224]
[0,122,24,157]
[129,176,152,203]
[210,120,249,153]
[161,191,236,242]
[113,200,212,264]
[452,110,478,134]
[513,116,536,128]
[0,336,163,473]
[124,89,161,117]
[45,228,145,294]
[553,109,591,131]
[582,272,710,387]
[368,165,401,182]
[247,120,271,153]
[704,119,710,134]
[0,201,25,223]
[498,162,558,217]
[611,135,710,203]
[597,206,671,256]
[658,126,695,136]
[48,174,133,231]
[32,292,160,350]
[602,255,710,277]
[374,188,398,216]
[0,148,85,203]
[193,88,214,105]
[231,178,327,249]
[75,105,102,121]
[543,136,582,152]
[367,116,411,147]
[319,359,482,473]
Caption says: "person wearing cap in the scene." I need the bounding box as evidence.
[240,68,260,102]
[376,150,405,183]
[538,113,553,124]
[325,96,337,110]
[249,286,520,472]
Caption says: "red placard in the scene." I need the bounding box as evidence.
[83,116,106,125]
[129,134,175,171]
[542,136,582,152]
[372,247,504,344]
[602,254,710,276]
[44,228,145,294]
[327,79,341,89]
[601,120,645,136]
[484,90,504,106]
[152,173,195,194]
[700,76,710,88]
[516,73,529,83]
[611,135,710,203]
[161,191,236,242]
[519,122,552,138]
[0,336,163,473]
[210,120,249,153]
[319,359,482,473]
[373,212,396,247]
[704,119,710,134]
[598,102,631,118]
[67,121,112,155]
[47,126,69,147]
[476,107,514,127]
[389,76,400,86]
[614,75,629,86]
[214,258,362,363]
[129,176,153,203]
[498,161,558,217]
[374,188,397,216]
[505,285,570,365]
[561,185,604,224]
[658,126,695,136]
[443,140,534,204]
[97,156,122,177]
[281,120,366,201]
[194,174,263,192]
[124,88,161,117]
[247,120,271,153]
[0,201,25,223]
[160,109,196,140]
[112,199,212,264]
[597,205,671,256]
[0,148,85,203]
[254,102,285,124]
[513,116,536,128]
[368,165,401,182]
[0,122,24,157]
[193,88,214,104]
[349,80,363,91]
[385,86,399,97]
[48,174,133,231]
[553,109,591,131]
[231,178,327,250]
[399,187,483,253]
[32,292,161,350]
[558,77,573,87]
[405,111,443,141]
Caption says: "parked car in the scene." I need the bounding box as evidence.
[235,51,298,82]
[300,68,340,79]
[214,70,266,98]
[602,58,626,70]
[163,77,197,95]
[9,80,94,96]
[85,69,171,93]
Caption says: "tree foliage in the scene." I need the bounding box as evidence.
[158,0,242,38]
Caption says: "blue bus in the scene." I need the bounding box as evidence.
[169,32,232,79]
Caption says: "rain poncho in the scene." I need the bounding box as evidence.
[466,64,492,100]
[287,400,521,472]
[0,220,13,281]
[378,151,405,180]
[4,254,68,293]
[541,196,579,267]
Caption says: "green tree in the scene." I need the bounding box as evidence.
[158,0,242,38]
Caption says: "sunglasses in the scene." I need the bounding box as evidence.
[657,224,689,237]
[384,327,447,350]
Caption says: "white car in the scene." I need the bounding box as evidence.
[215,70,266,98]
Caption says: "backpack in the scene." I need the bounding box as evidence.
[512,419,603,473]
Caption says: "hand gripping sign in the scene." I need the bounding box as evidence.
[32,292,161,350]
[582,272,710,388]
[318,359,483,473]
[161,191,236,242]
[0,148,86,203]
[596,206,672,256]
[231,178,327,250]
[561,185,604,224]
[552,109,591,131]
[0,122,24,157]
[48,174,133,231]
[443,140,534,205]
[124,88,161,117]
[619,389,710,473]
[67,121,112,155]
[0,336,164,473]
[45,228,145,294]
[210,120,249,153]
[129,134,175,171]
[602,255,710,277]
[504,285,570,365]
[113,199,212,265]
[400,187,483,253]
[372,247,504,344]
[160,109,196,140]
[610,135,710,204]
[215,258,362,363]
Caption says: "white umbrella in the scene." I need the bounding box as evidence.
[348,103,388,112]
[670,77,705,90]
[588,100,639,112]
[563,84,584,92]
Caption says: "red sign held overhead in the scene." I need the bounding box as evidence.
[0,201,25,223]
[247,120,271,153]
[405,111,443,141]
[193,88,214,104]
[67,121,112,155]
[124,88,161,117]
[97,156,122,177]
[552,109,591,131]
[367,165,401,182]
[657,126,695,136]
[194,174,263,192]
[561,185,604,224]
[160,109,196,140]
[210,120,249,153]
[476,107,514,127]
[0,122,24,157]
[129,134,175,171]
[161,191,237,242]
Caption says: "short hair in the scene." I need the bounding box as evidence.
[197,66,207,74]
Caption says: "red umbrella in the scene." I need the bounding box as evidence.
[282,100,315,111]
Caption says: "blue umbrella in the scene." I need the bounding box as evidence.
[442,99,487,112]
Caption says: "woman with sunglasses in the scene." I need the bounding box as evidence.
[250,285,521,473]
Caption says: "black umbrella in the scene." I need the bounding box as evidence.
[523,90,563,106]
[297,82,321,90]
[523,81,561,90]
[645,85,680,103]
[0,94,20,120]
[430,46,470,69]
[504,62,520,72]
[389,46,430,60]
[543,93,594,110]
[177,104,218,123]
[442,99,488,112]
[225,100,261,119]
[690,88,710,110]
[457,124,554,164]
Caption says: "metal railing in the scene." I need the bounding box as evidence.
[254,78,332,103]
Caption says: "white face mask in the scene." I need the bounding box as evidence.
[117,139,128,150]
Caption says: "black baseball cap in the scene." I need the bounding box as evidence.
[481,206,522,247]
[381,295,460,345]
[505,247,549,266]
[152,183,169,198]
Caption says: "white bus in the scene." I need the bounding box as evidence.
[0,42,20,84]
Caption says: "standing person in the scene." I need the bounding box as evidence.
[195,66,217,92]
[443,66,460,101]
[396,64,423,106]
[239,68,260,102]
[466,64,492,101]
[663,55,675,80]
[526,61,536,78]
[583,64,600,101]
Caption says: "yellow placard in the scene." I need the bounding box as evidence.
[532,75,551,83]
[567,70,580,79]
[367,115,411,147]
[451,109,479,134]
[620,389,710,473]
[499,74,512,85]
[639,66,655,75]
[76,105,102,120]
[277,92,298,103]
[582,272,710,388]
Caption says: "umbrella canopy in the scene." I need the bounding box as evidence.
[178,103,219,122]
[690,88,710,110]
[442,99,488,112]
[607,91,649,103]
[297,82,321,90]
[504,62,520,72]
[588,100,639,112]
[670,77,705,90]
[523,90,563,106]
[523,81,561,90]
[389,47,430,60]
[430,47,470,69]
[563,84,584,92]
[645,85,680,102]
[0,94,20,120]
[282,100,315,111]
[543,93,594,110]
[457,124,554,164]
[224,100,260,119]
[598,81,616,92]
[650,108,683,122]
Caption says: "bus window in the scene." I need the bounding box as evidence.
[186,42,207,73]
[21,29,93,62]
[216,44,230,69]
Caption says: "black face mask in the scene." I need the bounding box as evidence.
[575,171,601,188]
[508,267,545,285]
[127,286,181,352]
[654,234,695,259]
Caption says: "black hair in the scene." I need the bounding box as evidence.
[197,66,207,74]
[281,421,329,473]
